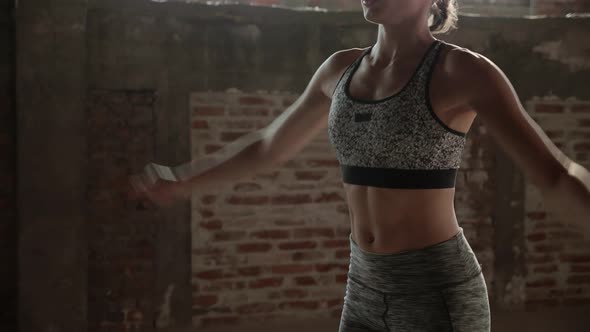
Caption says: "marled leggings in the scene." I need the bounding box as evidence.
[338,227,490,332]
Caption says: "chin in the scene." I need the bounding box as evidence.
[363,9,386,25]
[363,11,399,26]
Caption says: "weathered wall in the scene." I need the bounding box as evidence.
[85,5,195,332]
[0,1,16,330]
[83,3,590,325]
[84,1,590,329]
[11,0,590,330]
[16,0,88,331]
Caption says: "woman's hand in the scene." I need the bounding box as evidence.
[129,163,190,208]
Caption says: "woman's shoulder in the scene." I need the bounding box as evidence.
[437,40,510,110]
[321,46,370,97]
[437,40,497,87]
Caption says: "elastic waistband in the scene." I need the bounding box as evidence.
[347,227,482,294]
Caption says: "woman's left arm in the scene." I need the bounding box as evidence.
[459,51,590,236]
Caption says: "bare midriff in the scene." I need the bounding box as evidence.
[343,183,460,254]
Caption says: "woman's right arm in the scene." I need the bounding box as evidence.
[172,49,359,196]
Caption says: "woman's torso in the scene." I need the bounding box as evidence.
[327,39,478,254]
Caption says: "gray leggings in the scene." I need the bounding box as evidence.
[339,227,490,332]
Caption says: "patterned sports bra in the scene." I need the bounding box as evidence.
[327,39,468,189]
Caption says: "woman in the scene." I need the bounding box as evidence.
[130,0,590,331]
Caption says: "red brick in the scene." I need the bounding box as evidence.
[527,232,547,242]
[271,264,314,274]
[525,299,559,307]
[283,288,308,298]
[294,170,326,181]
[200,195,217,204]
[306,159,339,168]
[526,278,557,288]
[294,276,317,286]
[535,104,564,113]
[194,269,224,280]
[532,221,564,230]
[571,265,590,273]
[526,211,547,220]
[199,280,235,292]
[292,251,326,261]
[282,96,298,107]
[237,266,262,277]
[533,264,558,273]
[548,230,584,240]
[571,104,590,113]
[533,243,563,253]
[193,105,225,116]
[198,208,215,218]
[250,229,290,239]
[193,295,218,307]
[273,218,306,227]
[567,275,590,285]
[315,263,349,273]
[233,182,263,191]
[220,131,249,142]
[226,195,269,205]
[271,194,312,205]
[278,300,319,310]
[570,130,590,139]
[573,142,590,152]
[565,287,583,296]
[204,144,223,154]
[335,249,350,259]
[239,96,274,106]
[278,241,317,250]
[527,254,555,264]
[325,298,344,307]
[192,120,209,129]
[579,119,590,127]
[560,254,590,263]
[338,228,351,237]
[200,316,240,328]
[544,130,564,139]
[314,192,345,203]
[563,298,590,306]
[237,242,272,253]
[212,230,246,242]
[230,107,270,116]
[292,227,335,239]
[335,274,348,284]
[235,302,276,314]
[249,277,283,289]
[192,247,225,255]
[323,239,350,248]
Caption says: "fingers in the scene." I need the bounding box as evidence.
[145,162,178,182]
[129,173,150,197]
[128,162,179,209]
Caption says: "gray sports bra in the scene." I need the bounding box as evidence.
[327,39,468,189]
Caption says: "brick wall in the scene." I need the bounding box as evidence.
[524,99,590,308]
[190,90,351,327]
[0,1,16,330]
[189,89,497,327]
[87,89,158,332]
[82,2,590,330]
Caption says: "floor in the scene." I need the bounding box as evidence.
[197,307,590,332]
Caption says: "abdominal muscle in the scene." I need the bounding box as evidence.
[343,183,460,254]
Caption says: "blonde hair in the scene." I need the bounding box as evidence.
[429,0,459,35]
